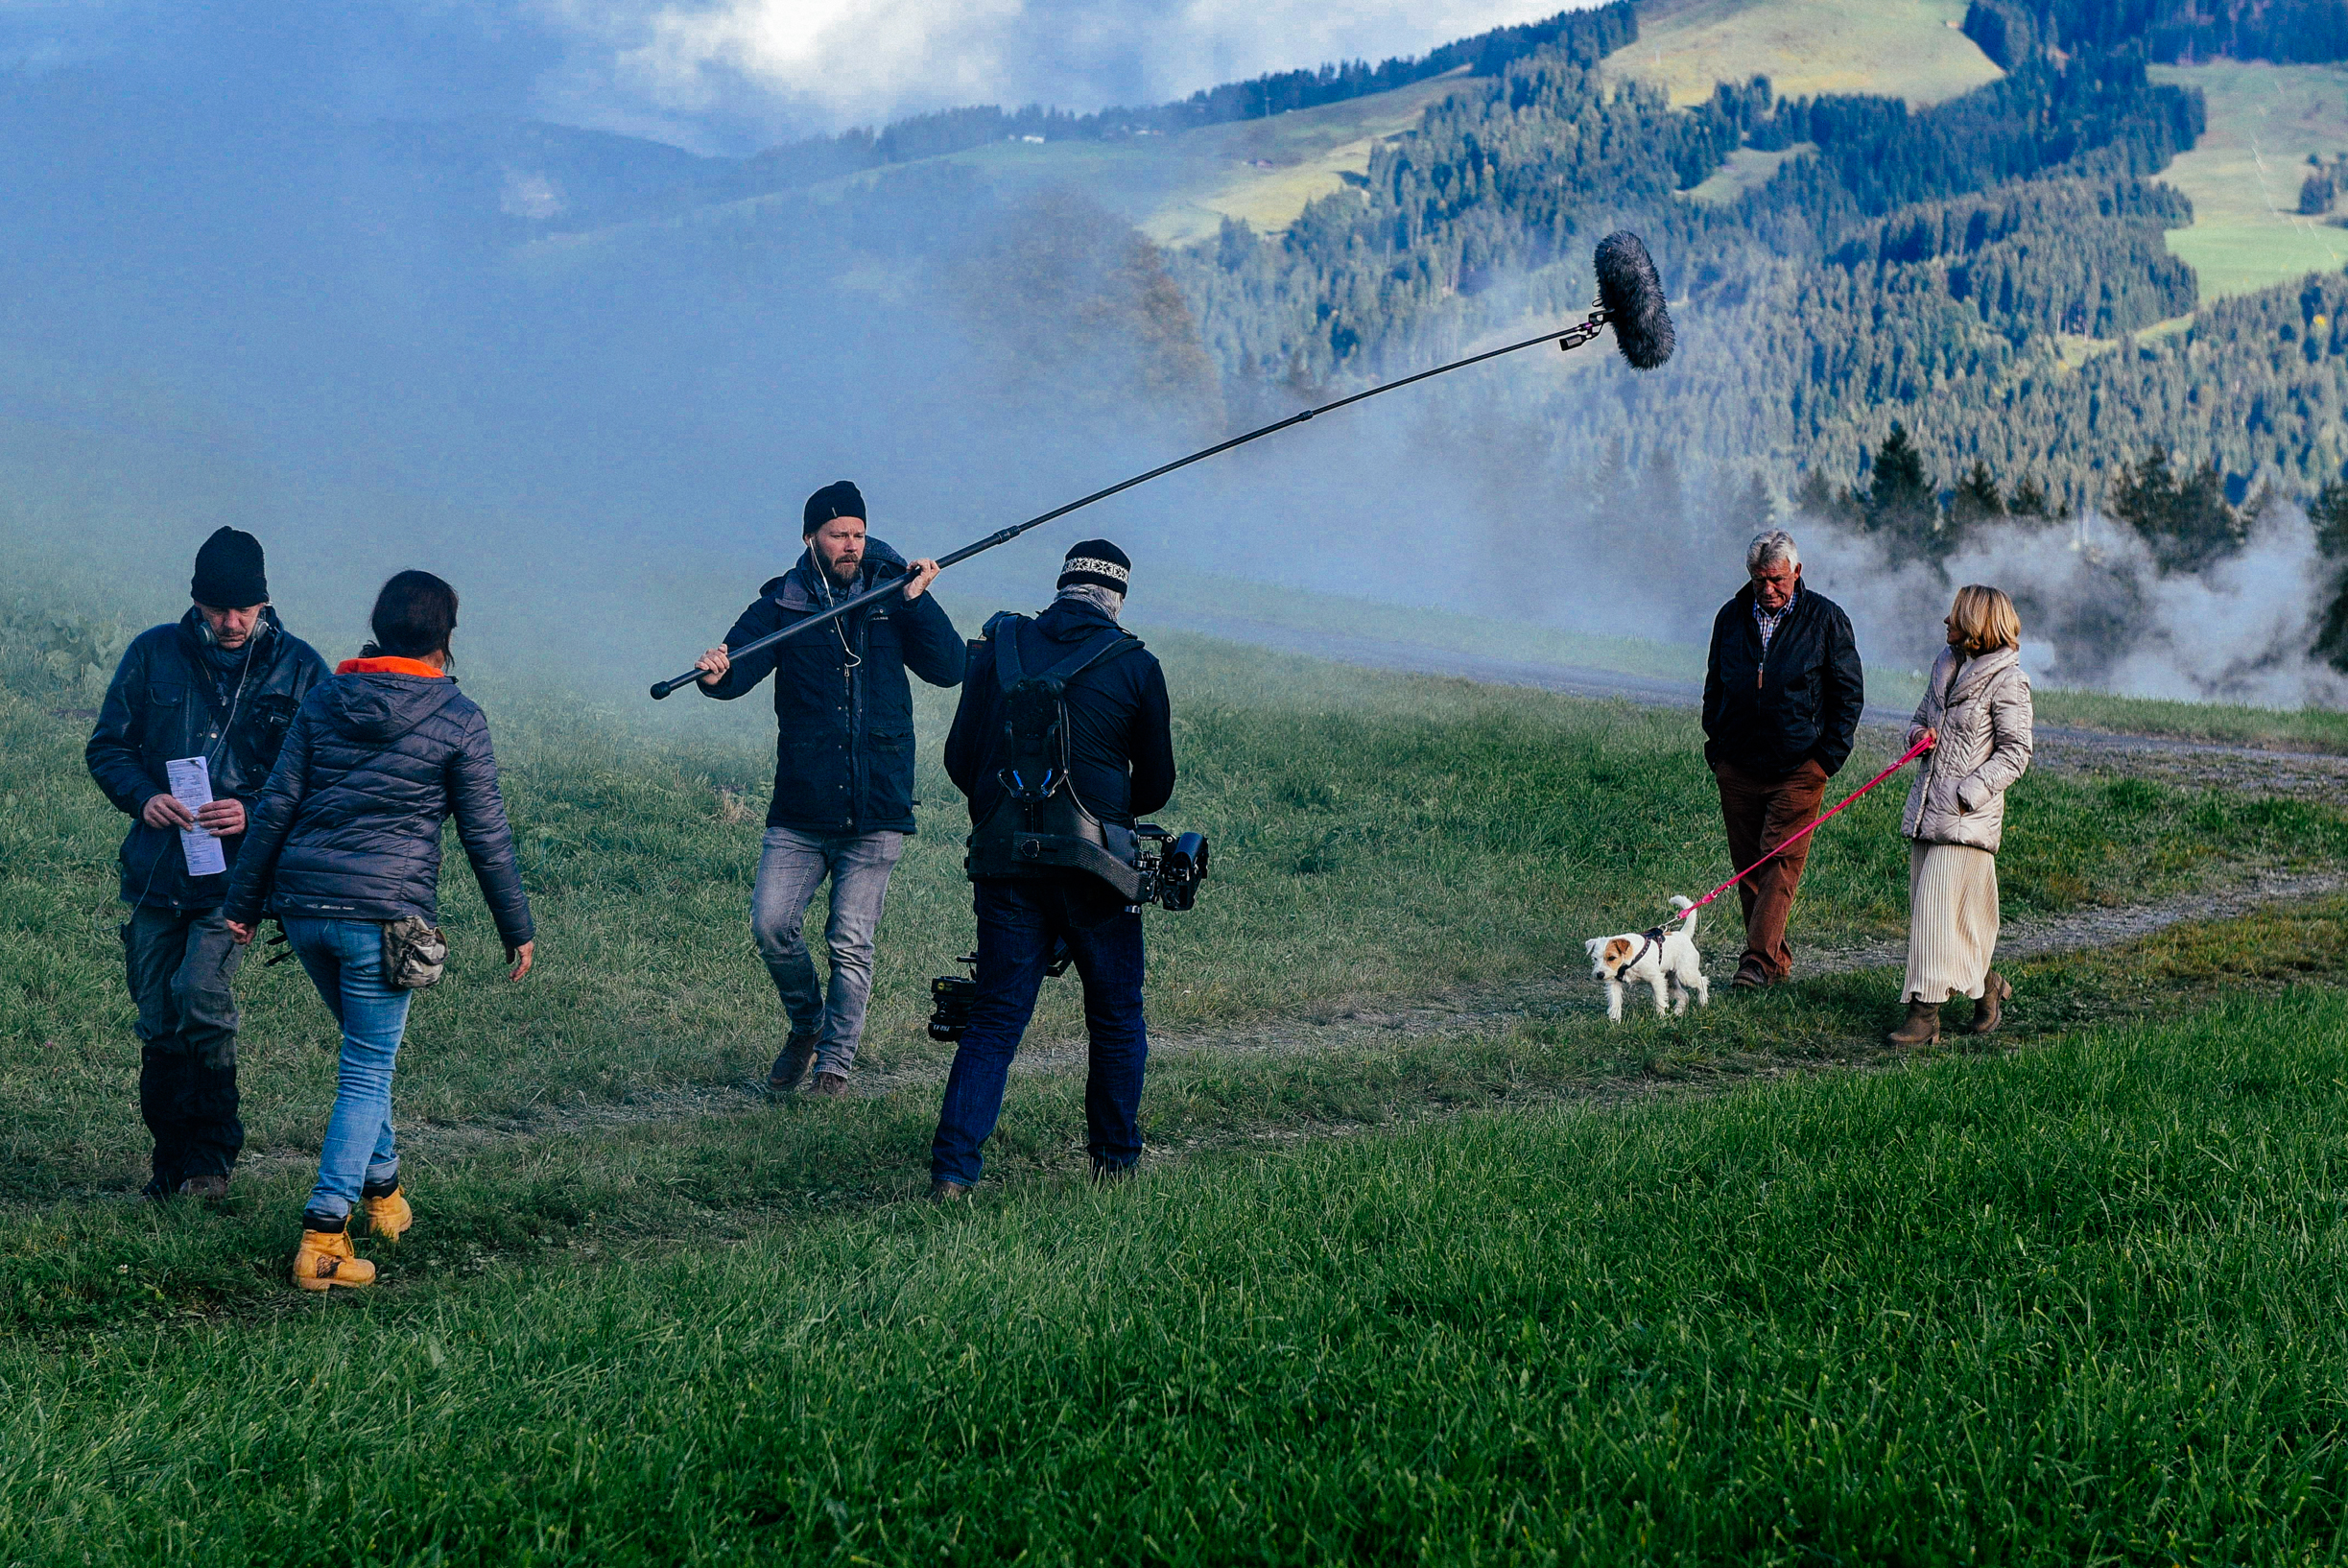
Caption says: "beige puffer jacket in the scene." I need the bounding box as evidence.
[1900,644,2033,853]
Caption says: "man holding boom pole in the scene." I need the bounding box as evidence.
[692,482,965,1097]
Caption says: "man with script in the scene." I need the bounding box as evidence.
[85,528,328,1200]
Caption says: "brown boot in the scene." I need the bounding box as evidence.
[1886,998,1941,1047]
[806,1069,850,1098]
[767,1033,818,1094]
[1965,972,2013,1035]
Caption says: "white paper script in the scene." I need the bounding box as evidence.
[165,756,226,877]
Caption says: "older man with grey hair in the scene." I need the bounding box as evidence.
[1701,528,1865,988]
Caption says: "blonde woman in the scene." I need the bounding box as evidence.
[1888,584,2034,1046]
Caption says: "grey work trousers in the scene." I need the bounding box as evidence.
[751,825,906,1075]
[123,905,247,1191]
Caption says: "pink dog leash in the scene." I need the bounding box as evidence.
[1672,734,1935,922]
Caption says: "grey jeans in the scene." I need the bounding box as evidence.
[751,825,906,1074]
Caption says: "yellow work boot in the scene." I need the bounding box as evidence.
[362,1181,413,1242]
[293,1218,377,1293]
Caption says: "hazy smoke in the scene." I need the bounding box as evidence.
[1780,504,2348,708]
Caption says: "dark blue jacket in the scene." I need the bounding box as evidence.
[698,538,965,835]
[945,597,1176,831]
[85,607,329,911]
[224,665,534,949]
[1702,584,1866,780]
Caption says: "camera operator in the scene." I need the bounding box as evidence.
[928,540,1174,1199]
[692,481,964,1097]
[84,527,329,1201]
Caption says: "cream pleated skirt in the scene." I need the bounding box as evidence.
[1904,841,2001,1003]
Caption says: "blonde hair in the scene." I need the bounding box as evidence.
[1947,583,2020,656]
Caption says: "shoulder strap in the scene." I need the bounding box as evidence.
[1037,627,1139,685]
[984,612,1032,688]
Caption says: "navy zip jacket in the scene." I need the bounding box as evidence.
[1702,583,1865,779]
[698,538,965,835]
[945,597,1176,832]
[224,664,534,949]
[85,606,329,911]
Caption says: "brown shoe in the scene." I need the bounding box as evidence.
[928,1179,972,1201]
[806,1069,850,1098]
[767,1034,818,1094]
[176,1173,229,1200]
[1965,972,2013,1035]
[1886,998,1942,1047]
[1731,958,1770,989]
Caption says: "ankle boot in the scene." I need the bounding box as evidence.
[1965,972,2013,1035]
[1886,998,1941,1047]
[362,1180,413,1242]
[293,1216,377,1293]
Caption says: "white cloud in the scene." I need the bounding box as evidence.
[538,0,1579,145]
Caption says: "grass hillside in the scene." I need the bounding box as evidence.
[2147,61,2348,300]
[785,71,1477,251]
[1600,0,2003,107]
[11,560,2348,1556]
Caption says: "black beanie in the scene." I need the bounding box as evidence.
[803,480,866,535]
[190,527,268,607]
[1058,539,1131,596]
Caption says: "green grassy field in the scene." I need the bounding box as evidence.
[2148,61,2348,301]
[12,973,2348,1559]
[1601,0,2003,108]
[11,563,2348,1558]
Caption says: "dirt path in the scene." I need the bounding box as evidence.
[1071,865,2348,1067]
[324,863,2344,1175]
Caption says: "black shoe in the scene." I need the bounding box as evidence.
[177,1173,230,1200]
[927,1179,972,1202]
[1731,958,1770,989]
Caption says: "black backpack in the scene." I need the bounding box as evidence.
[963,613,1147,899]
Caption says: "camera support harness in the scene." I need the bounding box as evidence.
[962,613,1150,902]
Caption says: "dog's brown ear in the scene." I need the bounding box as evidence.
[1602,938,1633,969]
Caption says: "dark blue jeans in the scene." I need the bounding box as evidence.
[931,879,1148,1186]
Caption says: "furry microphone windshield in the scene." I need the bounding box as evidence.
[1594,230,1675,370]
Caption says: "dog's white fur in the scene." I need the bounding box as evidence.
[1586,896,1710,1021]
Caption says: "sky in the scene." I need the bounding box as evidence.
[0,0,1578,153]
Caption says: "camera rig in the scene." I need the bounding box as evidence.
[928,821,1210,1042]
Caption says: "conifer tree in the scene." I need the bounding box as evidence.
[1863,422,1940,546]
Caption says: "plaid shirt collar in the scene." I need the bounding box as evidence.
[1752,586,1799,649]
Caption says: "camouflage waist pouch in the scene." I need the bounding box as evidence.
[381,916,449,990]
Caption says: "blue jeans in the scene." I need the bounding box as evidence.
[752,826,905,1075]
[283,918,412,1220]
[931,879,1148,1186]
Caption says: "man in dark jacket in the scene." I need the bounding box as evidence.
[928,539,1176,1199]
[693,481,964,1097]
[84,527,329,1199]
[1702,528,1865,989]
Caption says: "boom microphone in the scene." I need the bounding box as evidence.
[1593,230,1675,370]
[651,233,1677,699]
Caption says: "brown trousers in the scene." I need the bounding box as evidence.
[1711,756,1829,980]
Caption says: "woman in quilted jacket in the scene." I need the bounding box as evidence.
[1888,584,2034,1048]
[224,570,534,1292]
